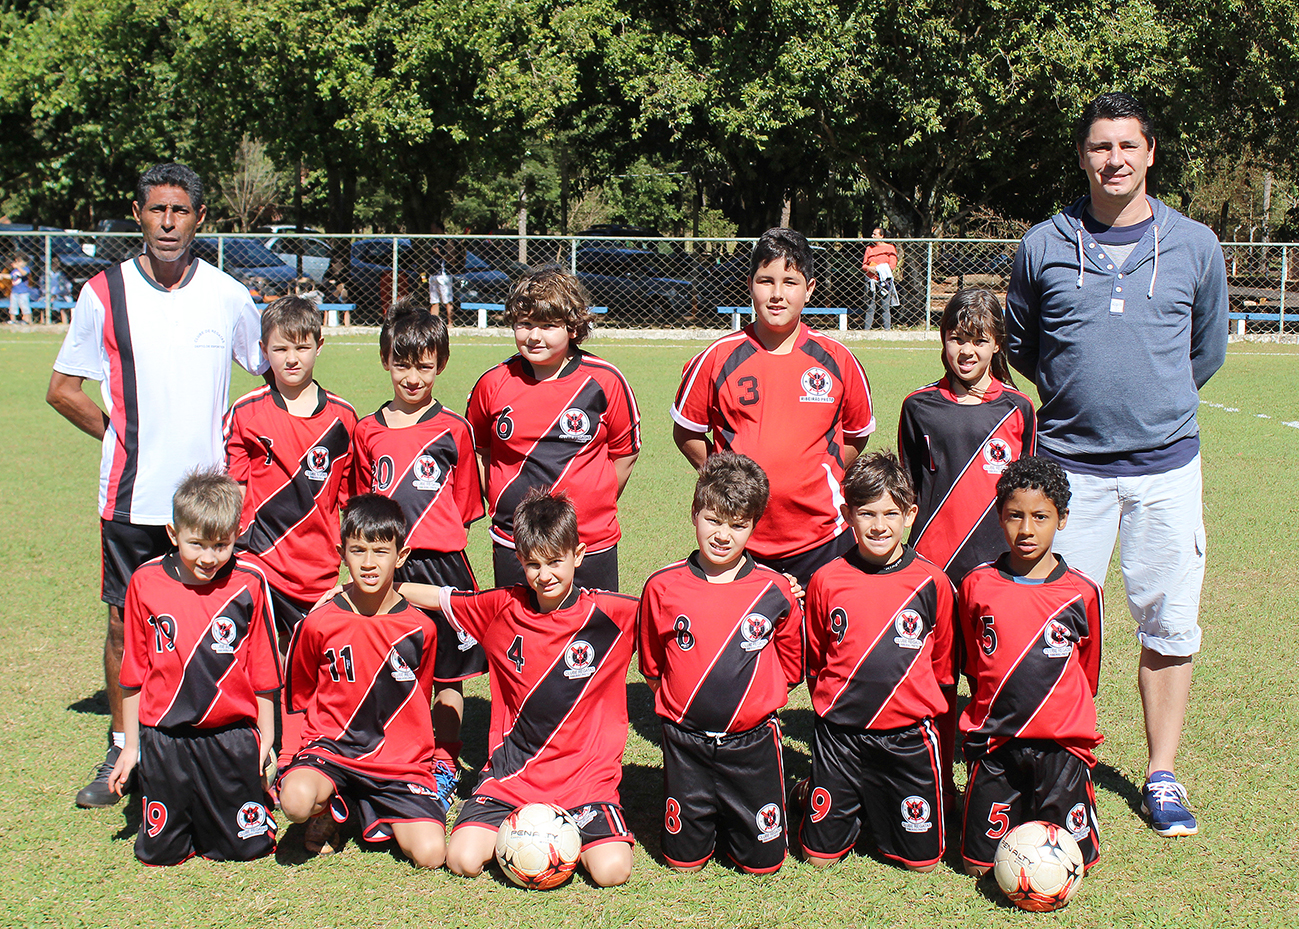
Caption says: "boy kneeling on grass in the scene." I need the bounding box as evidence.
[277,494,446,869]
[109,468,279,865]
[400,489,639,887]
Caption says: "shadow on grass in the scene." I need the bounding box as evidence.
[1093,761,1143,816]
[626,681,659,748]
[112,792,141,842]
[69,690,109,716]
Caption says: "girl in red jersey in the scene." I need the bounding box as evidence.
[897,289,1036,587]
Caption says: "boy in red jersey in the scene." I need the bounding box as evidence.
[638,452,803,874]
[277,495,446,869]
[466,267,641,591]
[798,451,957,872]
[351,300,484,805]
[958,456,1103,875]
[224,296,357,772]
[108,469,279,865]
[672,228,875,588]
[400,489,638,887]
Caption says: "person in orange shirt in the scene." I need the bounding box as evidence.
[861,227,899,331]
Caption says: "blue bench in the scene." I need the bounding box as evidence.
[462,302,608,329]
[0,297,76,320]
[1228,311,1288,334]
[256,302,356,327]
[718,305,853,332]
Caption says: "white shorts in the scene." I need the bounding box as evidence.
[430,272,453,304]
[1052,455,1205,657]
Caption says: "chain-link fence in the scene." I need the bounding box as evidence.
[1,229,1294,334]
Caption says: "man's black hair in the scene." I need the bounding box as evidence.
[1075,93,1155,148]
[136,163,205,212]
[995,456,1071,515]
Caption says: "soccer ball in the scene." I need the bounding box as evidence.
[494,802,583,890]
[992,820,1085,912]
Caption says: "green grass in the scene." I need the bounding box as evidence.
[1,328,1297,928]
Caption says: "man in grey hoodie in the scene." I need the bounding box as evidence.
[1005,93,1227,838]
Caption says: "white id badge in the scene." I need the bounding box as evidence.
[1110,298,1125,315]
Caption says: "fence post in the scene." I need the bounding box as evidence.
[570,236,577,275]
[44,233,52,319]
[924,241,933,332]
[217,236,224,273]
[391,237,399,309]
[1281,245,1288,335]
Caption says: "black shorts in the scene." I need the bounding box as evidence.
[962,739,1100,872]
[280,752,446,842]
[395,550,487,682]
[267,586,314,637]
[492,542,619,592]
[452,795,634,851]
[754,531,856,590]
[135,723,275,866]
[101,520,172,607]
[660,717,787,874]
[798,717,944,868]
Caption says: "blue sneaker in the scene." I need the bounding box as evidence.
[433,758,460,808]
[1141,770,1198,836]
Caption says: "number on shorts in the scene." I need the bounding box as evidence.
[809,786,833,823]
[986,801,1011,839]
[829,608,848,644]
[979,615,997,656]
[507,635,525,672]
[664,797,682,834]
[144,797,168,838]
[324,645,355,682]
[673,615,695,651]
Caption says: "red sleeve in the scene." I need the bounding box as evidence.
[956,575,979,679]
[119,575,150,690]
[284,615,320,714]
[247,575,282,695]
[443,587,508,643]
[349,421,374,498]
[601,366,642,459]
[636,579,665,680]
[465,371,495,452]
[223,405,253,484]
[453,417,485,526]
[671,348,717,433]
[1081,581,1103,697]
[929,569,958,688]
[836,346,875,439]
[774,579,805,688]
[803,572,829,683]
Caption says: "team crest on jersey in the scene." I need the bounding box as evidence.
[981,437,1013,474]
[455,626,479,652]
[563,640,597,679]
[407,782,437,797]
[305,445,331,481]
[388,648,416,681]
[236,801,270,839]
[572,805,598,828]
[901,796,933,833]
[1042,620,1074,658]
[739,612,773,651]
[1067,803,1090,841]
[755,802,783,842]
[559,408,593,443]
[193,328,226,350]
[210,616,238,654]
[412,455,444,491]
[799,366,835,403]
[892,609,926,649]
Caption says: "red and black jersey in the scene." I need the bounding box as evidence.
[898,376,1035,583]
[465,349,641,551]
[351,402,484,553]
[638,553,803,733]
[121,553,280,729]
[284,595,439,786]
[671,323,875,559]
[224,383,358,602]
[957,556,1103,765]
[440,585,637,809]
[805,547,957,730]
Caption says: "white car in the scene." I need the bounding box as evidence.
[264,235,333,283]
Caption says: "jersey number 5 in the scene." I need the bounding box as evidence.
[978,615,997,655]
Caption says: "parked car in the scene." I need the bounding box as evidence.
[264,234,332,283]
[251,224,324,235]
[349,238,521,317]
[0,224,113,294]
[191,238,296,291]
[86,219,143,263]
[574,244,697,322]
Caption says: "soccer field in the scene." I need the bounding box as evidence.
[1,329,1296,928]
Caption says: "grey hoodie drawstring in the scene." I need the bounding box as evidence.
[1148,224,1159,297]
[1076,228,1084,287]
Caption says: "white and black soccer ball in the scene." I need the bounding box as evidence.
[992,820,1085,912]
[494,802,583,890]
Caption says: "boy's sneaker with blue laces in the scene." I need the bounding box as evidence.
[1141,770,1198,836]
[433,758,460,808]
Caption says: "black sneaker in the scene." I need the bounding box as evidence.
[75,740,128,808]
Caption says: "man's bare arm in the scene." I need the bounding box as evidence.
[47,371,108,440]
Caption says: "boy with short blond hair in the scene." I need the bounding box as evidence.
[958,456,1103,876]
[108,468,279,865]
[799,451,957,872]
[351,299,485,804]
[639,452,804,874]
[672,228,875,588]
[400,489,639,888]
[277,494,446,869]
